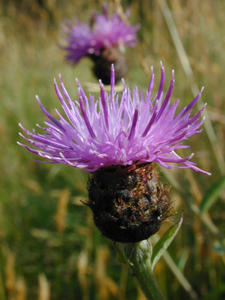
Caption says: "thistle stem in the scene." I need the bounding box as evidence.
[115,240,165,300]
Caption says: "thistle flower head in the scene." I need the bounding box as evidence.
[63,5,139,64]
[18,63,210,176]
[18,63,210,242]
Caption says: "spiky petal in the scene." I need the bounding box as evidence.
[18,63,210,175]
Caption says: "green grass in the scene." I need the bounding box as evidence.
[0,1,225,299]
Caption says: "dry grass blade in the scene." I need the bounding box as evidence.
[158,0,225,174]
[15,277,27,300]
[5,251,15,299]
[95,247,118,300]
[137,287,147,300]
[55,188,70,233]
[38,274,50,300]
[118,264,128,300]
[77,251,90,300]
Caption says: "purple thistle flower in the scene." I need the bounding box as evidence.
[63,5,139,64]
[63,23,95,64]
[18,63,210,176]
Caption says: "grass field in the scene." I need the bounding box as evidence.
[0,1,225,299]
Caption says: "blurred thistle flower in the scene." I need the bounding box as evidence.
[18,63,210,243]
[62,4,139,84]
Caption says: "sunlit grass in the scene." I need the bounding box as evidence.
[0,0,225,299]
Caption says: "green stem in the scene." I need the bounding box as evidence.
[0,248,6,300]
[115,240,165,300]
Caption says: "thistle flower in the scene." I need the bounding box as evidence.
[18,63,210,243]
[62,4,139,84]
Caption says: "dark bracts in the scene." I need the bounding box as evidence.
[88,163,171,243]
[90,48,128,84]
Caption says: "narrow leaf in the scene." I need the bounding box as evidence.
[200,175,225,214]
[213,240,225,255]
[151,214,183,270]
[177,249,189,272]
[163,251,197,299]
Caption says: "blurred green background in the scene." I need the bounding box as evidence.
[0,0,225,299]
